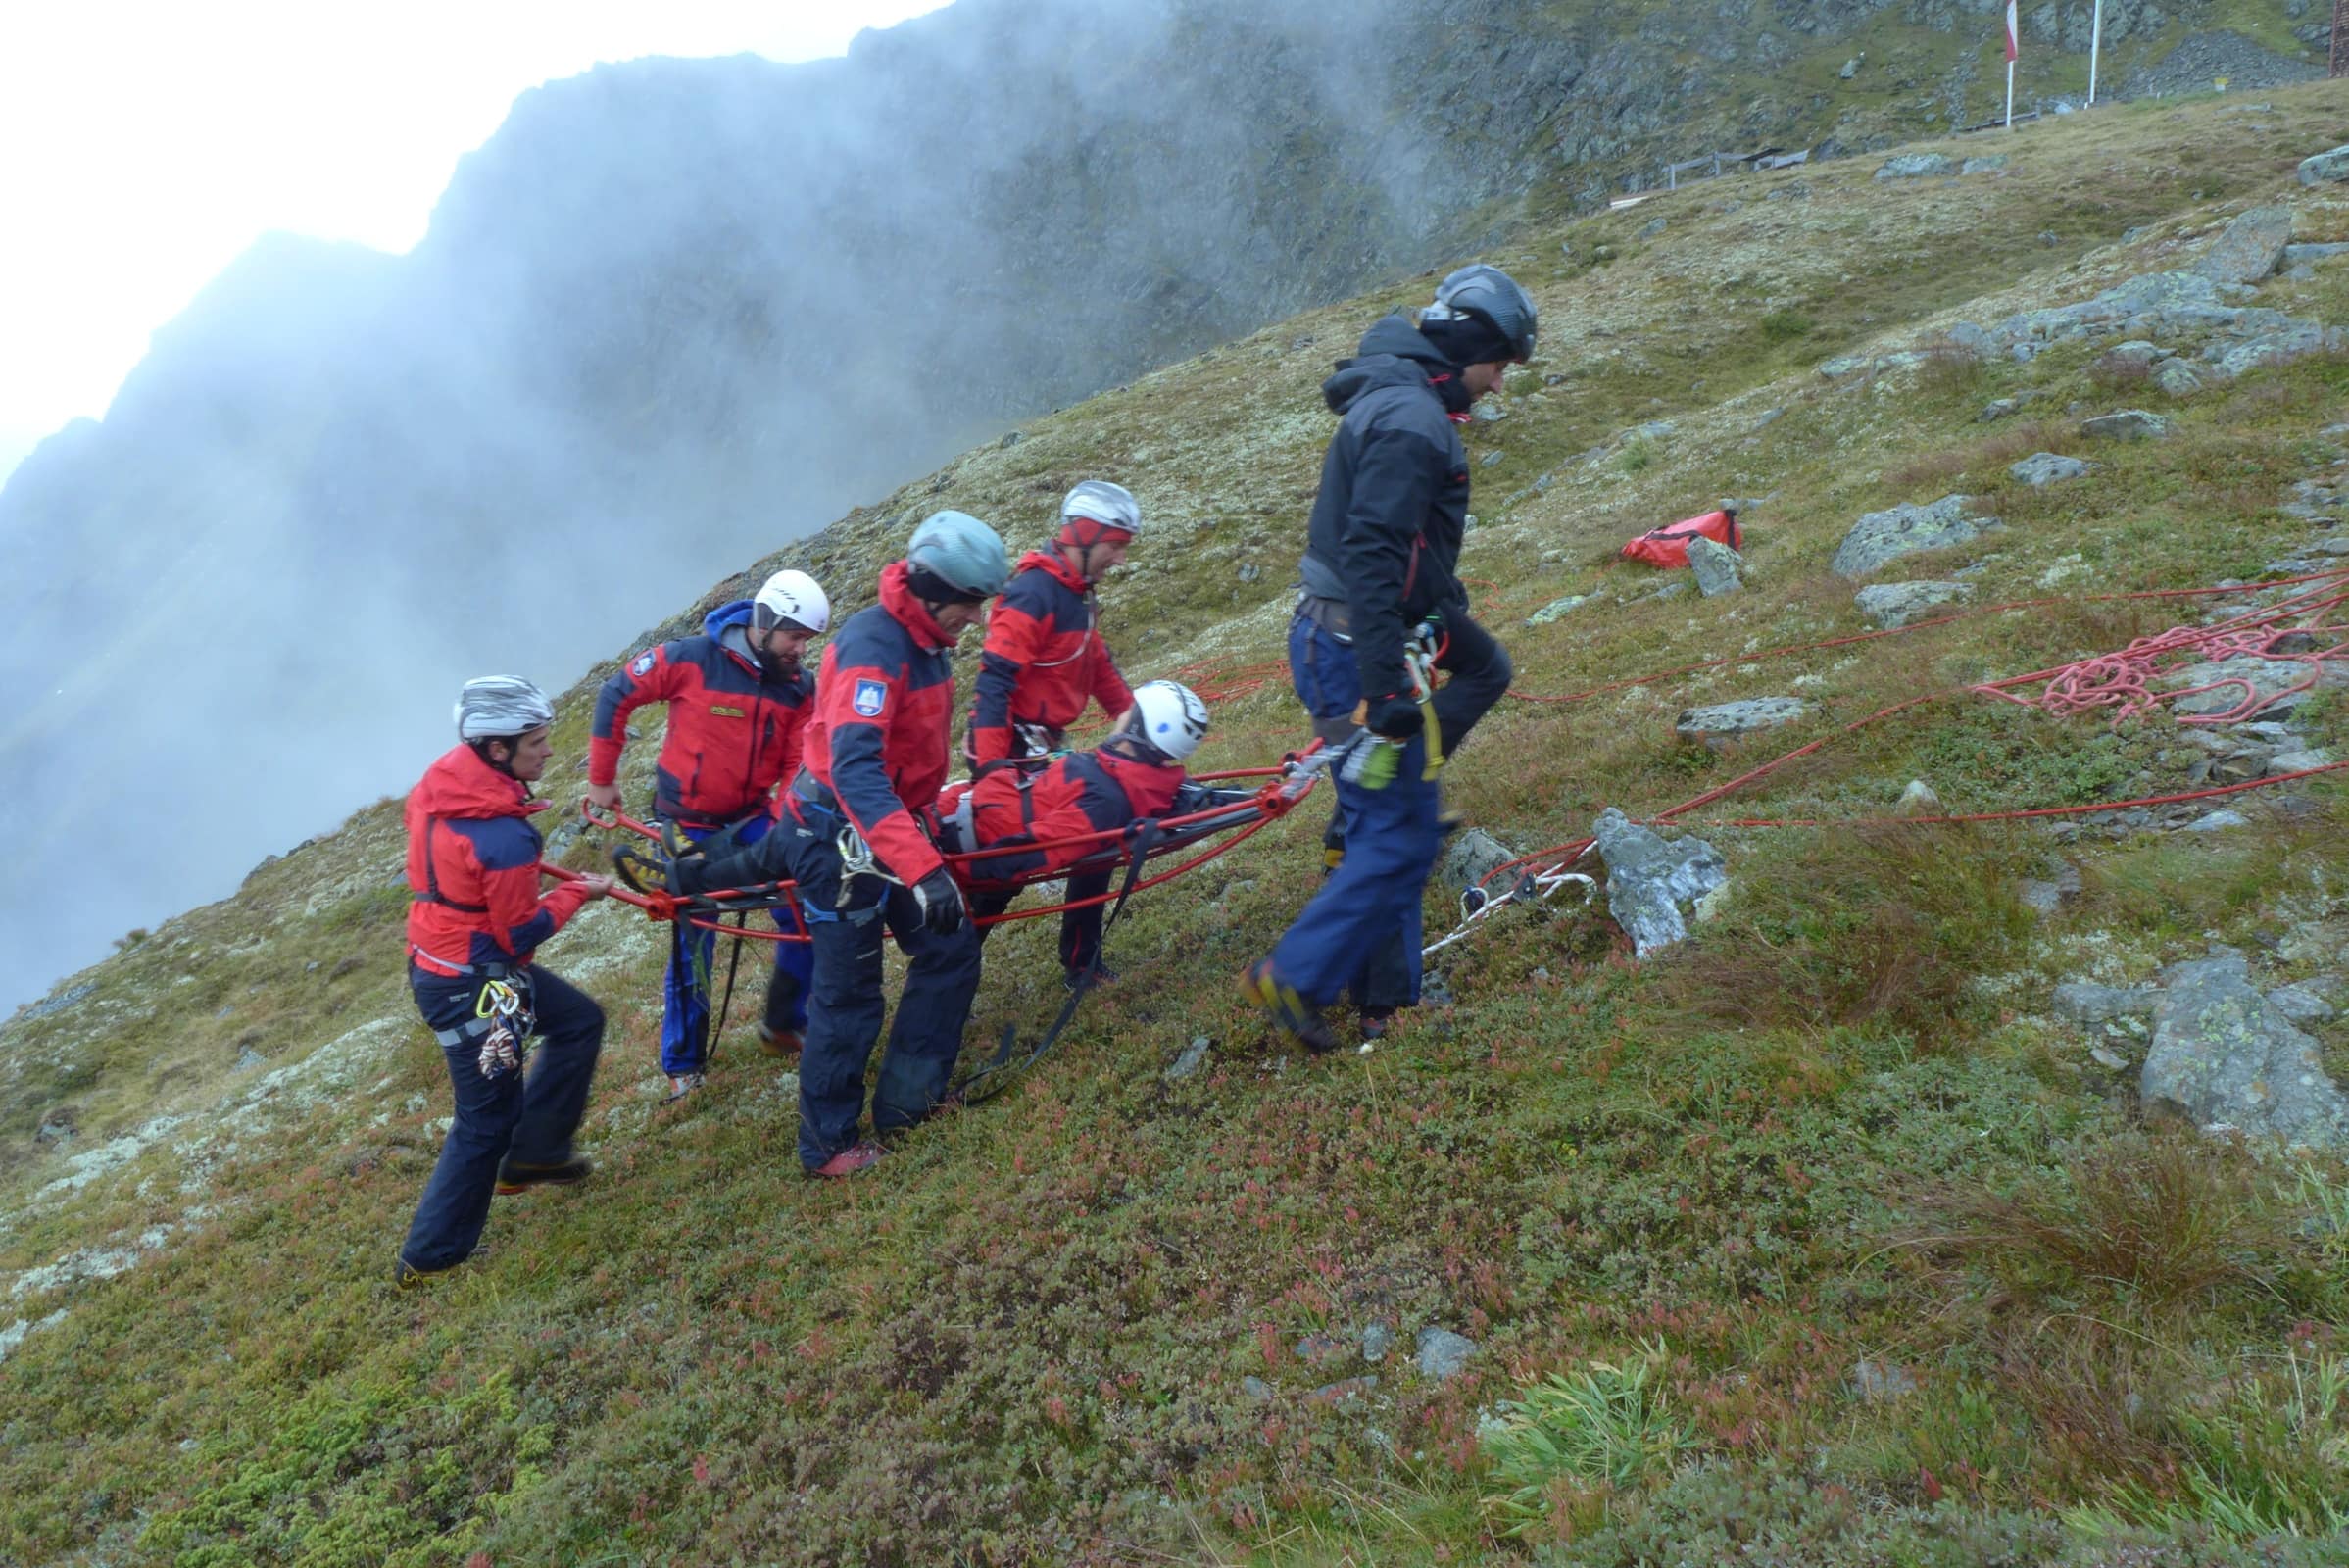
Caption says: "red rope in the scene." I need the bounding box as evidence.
[1478,571,2349,890]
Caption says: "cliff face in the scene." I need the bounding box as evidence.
[0,0,2317,1010]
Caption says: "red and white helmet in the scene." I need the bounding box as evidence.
[1059,480,1141,544]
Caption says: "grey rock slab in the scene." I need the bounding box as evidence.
[2270,750,2334,774]
[2208,323,2344,380]
[1242,1375,1274,1400]
[2281,243,2349,267]
[2010,452,2089,486]
[2081,409,2173,441]
[2144,952,2349,1149]
[1855,579,1974,628]
[1674,698,1808,741]
[2297,145,2349,185]
[2193,205,2294,285]
[2182,809,2251,832]
[2267,984,2337,1026]
[1686,535,1744,597]
[1526,593,1593,625]
[1946,321,1994,358]
[1961,154,2008,175]
[2017,880,2066,916]
[1876,152,1956,179]
[1593,808,1729,958]
[2167,658,2313,717]
[1438,828,1518,894]
[2053,981,2160,1025]
[1832,494,1996,578]
[2155,361,2207,397]
[2104,340,2166,369]
[1362,1323,1395,1364]
[1165,1036,1212,1082]
[1415,1327,1479,1381]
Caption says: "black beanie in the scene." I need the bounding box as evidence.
[1420,312,1517,369]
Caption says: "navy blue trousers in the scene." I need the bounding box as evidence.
[1276,610,1513,1008]
[777,805,982,1170]
[660,812,813,1074]
[401,964,604,1271]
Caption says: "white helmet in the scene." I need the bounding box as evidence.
[1124,679,1209,760]
[455,675,555,740]
[1060,480,1141,539]
[753,568,829,635]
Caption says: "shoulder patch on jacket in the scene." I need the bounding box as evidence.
[631,651,656,677]
[853,679,888,717]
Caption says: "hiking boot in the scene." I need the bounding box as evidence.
[394,1253,453,1289]
[1063,961,1118,993]
[807,1140,886,1180]
[756,1023,804,1059]
[662,1071,706,1104]
[1358,1005,1398,1043]
[1241,960,1342,1055]
[496,1156,592,1195]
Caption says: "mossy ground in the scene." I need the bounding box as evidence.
[6,84,2349,1567]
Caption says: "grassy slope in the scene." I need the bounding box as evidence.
[6,85,2349,1566]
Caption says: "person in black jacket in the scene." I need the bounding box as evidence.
[1244,264,1536,1053]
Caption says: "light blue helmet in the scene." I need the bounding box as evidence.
[905,510,1010,601]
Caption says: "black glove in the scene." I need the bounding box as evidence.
[912,867,966,935]
[666,855,714,897]
[1360,691,1422,741]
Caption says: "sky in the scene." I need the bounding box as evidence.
[0,0,953,484]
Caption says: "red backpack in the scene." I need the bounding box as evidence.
[1620,507,1742,569]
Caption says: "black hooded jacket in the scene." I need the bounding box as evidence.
[1297,313,1474,702]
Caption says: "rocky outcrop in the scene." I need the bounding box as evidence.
[2302,145,2349,185]
[1686,535,1744,597]
[2193,206,2293,285]
[1831,495,1998,578]
[1593,808,1728,958]
[1675,698,1809,740]
[2010,452,2088,486]
[1855,580,1973,628]
[2142,952,2349,1150]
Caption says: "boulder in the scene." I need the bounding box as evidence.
[1896,779,1942,816]
[2281,242,2349,268]
[2192,206,2293,285]
[2297,145,2349,186]
[2103,340,2165,369]
[2010,452,2088,486]
[1164,1036,1212,1082]
[2052,981,2159,1025]
[2270,750,2334,775]
[1876,152,1956,179]
[2182,808,2250,832]
[1960,154,2008,175]
[2143,952,2349,1149]
[1854,578,1975,629]
[1526,593,1593,625]
[1415,1327,1479,1381]
[2167,657,2311,717]
[2081,409,2172,441]
[2267,984,2337,1026]
[1592,808,1728,957]
[1674,698,1809,741]
[2208,322,2344,380]
[1362,1323,1395,1363]
[2155,362,2206,398]
[1831,495,1997,578]
[1437,828,1517,894]
[1686,535,1744,597]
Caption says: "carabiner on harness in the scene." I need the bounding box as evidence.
[474,978,533,1079]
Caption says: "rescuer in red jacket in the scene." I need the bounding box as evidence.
[671,512,1011,1178]
[965,479,1139,767]
[964,479,1141,982]
[398,676,612,1287]
[588,568,829,1100]
[942,681,1244,978]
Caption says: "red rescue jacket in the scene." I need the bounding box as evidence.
[404,744,591,977]
[588,601,812,826]
[967,550,1133,764]
[796,563,961,884]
